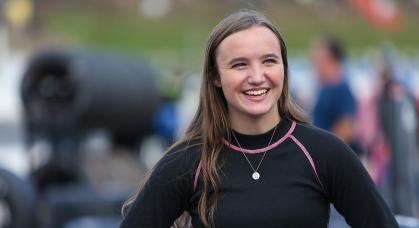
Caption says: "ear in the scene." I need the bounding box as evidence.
[214,79,221,87]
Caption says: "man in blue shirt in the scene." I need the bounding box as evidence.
[311,37,359,155]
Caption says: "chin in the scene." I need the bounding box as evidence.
[243,107,276,118]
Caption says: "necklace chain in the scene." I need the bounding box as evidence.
[231,125,278,180]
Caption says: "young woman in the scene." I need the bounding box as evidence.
[120,9,398,228]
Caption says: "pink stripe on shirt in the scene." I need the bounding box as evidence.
[289,135,325,190]
[193,160,202,191]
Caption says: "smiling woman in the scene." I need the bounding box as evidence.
[120,9,398,228]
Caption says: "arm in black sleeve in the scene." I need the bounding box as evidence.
[325,136,399,227]
[120,147,199,228]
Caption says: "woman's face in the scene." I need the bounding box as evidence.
[215,25,284,123]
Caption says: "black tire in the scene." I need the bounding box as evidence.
[0,167,37,228]
[21,50,162,147]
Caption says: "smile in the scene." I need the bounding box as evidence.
[243,89,269,96]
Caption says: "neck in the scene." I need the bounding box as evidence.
[229,112,280,135]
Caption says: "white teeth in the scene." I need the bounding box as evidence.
[244,89,268,96]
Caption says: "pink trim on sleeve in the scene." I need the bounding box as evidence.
[193,160,202,191]
[289,135,325,190]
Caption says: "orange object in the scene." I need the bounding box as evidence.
[349,0,403,30]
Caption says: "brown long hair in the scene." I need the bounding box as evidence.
[122,9,308,228]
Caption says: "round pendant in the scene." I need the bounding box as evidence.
[252,172,260,180]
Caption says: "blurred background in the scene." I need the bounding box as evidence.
[0,0,419,227]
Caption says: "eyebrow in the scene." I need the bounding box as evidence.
[261,53,281,59]
[226,53,281,66]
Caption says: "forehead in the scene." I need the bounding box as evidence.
[216,26,281,61]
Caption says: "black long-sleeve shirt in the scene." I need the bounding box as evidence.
[120,118,398,227]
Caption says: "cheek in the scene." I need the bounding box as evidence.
[268,67,285,87]
[219,71,243,91]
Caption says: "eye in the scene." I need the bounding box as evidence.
[231,62,247,69]
[263,58,278,65]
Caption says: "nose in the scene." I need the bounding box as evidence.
[247,65,265,85]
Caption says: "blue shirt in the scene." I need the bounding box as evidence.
[313,80,356,131]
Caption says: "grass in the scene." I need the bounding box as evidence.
[40,2,419,72]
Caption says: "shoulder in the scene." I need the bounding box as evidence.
[153,139,202,175]
[291,122,355,160]
[166,138,202,160]
[291,122,366,192]
[293,122,341,144]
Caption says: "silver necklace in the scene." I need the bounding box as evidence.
[231,125,278,180]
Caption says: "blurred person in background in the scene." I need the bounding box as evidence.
[311,37,363,157]
[377,53,419,218]
[120,9,397,228]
